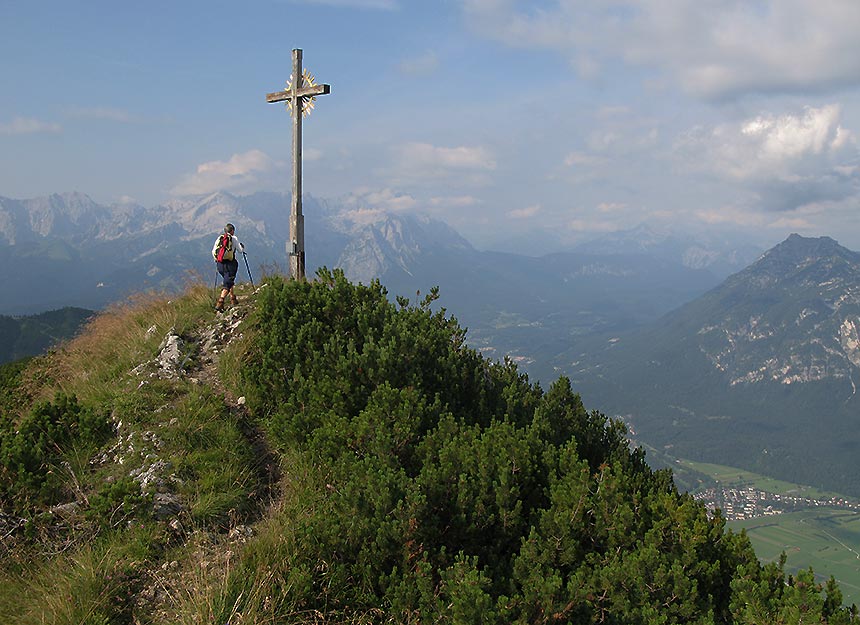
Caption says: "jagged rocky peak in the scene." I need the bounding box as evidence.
[160,191,269,239]
[763,233,847,264]
[335,211,473,285]
[1,191,154,242]
[684,233,860,388]
[24,192,109,237]
[733,233,860,289]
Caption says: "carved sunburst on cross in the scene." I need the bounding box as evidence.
[286,68,319,118]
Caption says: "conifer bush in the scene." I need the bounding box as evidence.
[0,392,110,508]
[229,269,856,623]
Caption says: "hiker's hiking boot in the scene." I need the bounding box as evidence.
[215,297,225,312]
[230,293,239,305]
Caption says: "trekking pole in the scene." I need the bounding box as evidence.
[213,270,219,305]
[241,248,255,288]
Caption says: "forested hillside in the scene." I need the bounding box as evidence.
[554,234,860,497]
[0,307,93,364]
[0,272,856,623]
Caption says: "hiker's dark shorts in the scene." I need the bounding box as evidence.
[217,259,239,289]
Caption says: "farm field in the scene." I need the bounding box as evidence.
[678,459,845,500]
[732,509,860,606]
[674,458,860,606]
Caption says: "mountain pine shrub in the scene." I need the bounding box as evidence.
[232,269,856,623]
[0,392,110,507]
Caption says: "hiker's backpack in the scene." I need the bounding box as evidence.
[216,233,235,262]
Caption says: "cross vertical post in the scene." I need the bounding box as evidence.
[266,48,331,280]
[290,49,304,281]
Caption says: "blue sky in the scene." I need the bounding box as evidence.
[3,0,860,252]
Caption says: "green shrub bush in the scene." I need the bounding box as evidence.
[87,476,149,526]
[229,269,855,623]
[0,392,110,508]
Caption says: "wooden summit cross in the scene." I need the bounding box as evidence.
[266,48,330,280]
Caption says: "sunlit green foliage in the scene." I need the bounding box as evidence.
[0,392,110,507]
[231,269,856,623]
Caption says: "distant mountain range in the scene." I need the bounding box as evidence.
[0,192,760,368]
[573,223,763,276]
[552,234,860,496]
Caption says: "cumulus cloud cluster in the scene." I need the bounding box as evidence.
[508,204,541,219]
[460,0,860,99]
[678,105,858,211]
[162,2,860,246]
[387,142,497,186]
[171,150,287,196]
[344,187,418,216]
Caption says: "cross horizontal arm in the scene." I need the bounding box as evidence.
[266,84,331,103]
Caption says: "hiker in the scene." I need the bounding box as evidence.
[212,223,244,311]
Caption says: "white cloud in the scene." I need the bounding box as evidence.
[387,142,497,186]
[344,187,418,216]
[399,142,496,170]
[339,206,389,224]
[741,105,850,163]
[0,116,61,135]
[587,126,658,154]
[694,202,826,235]
[460,0,860,99]
[508,204,541,219]
[597,202,626,213]
[768,215,815,231]
[694,205,767,228]
[171,149,286,196]
[304,147,324,162]
[677,105,859,211]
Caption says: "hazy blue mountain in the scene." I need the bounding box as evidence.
[550,234,860,495]
[573,223,762,278]
[480,223,763,277]
[0,190,745,389]
[0,307,94,364]
[480,227,573,257]
[1,192,296,314]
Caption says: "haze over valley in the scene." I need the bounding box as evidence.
[6,1,860,619]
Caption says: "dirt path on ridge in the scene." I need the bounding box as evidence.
[142,293,284,623]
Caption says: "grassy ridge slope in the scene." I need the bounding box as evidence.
[0,284,266,624]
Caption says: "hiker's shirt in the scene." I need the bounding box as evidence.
[212,234,242,263]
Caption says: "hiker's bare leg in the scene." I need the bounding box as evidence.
[216,288,229,311]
